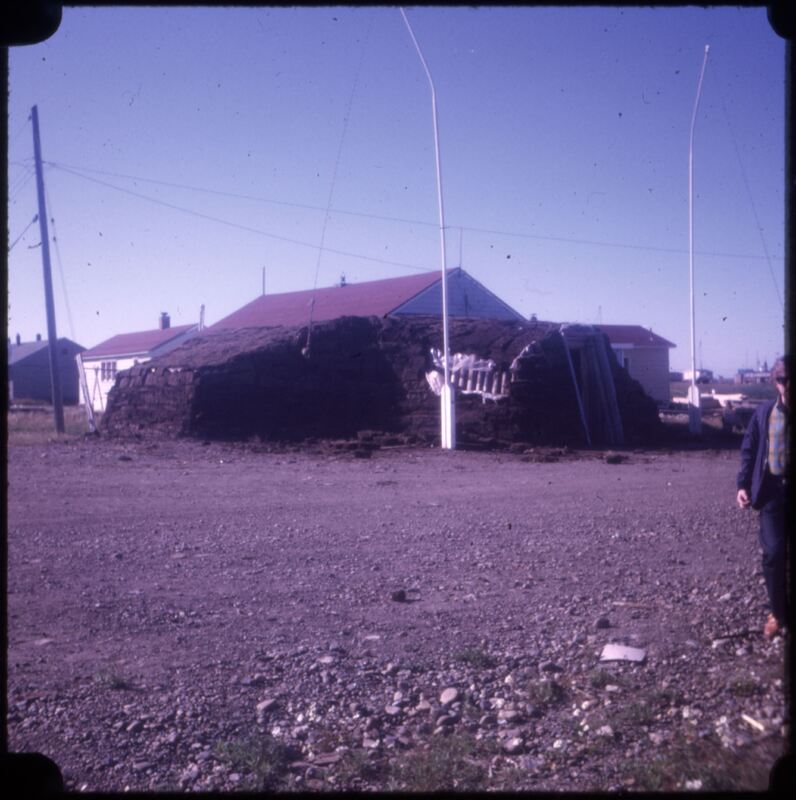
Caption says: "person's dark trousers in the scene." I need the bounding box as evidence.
[758,474,787,626]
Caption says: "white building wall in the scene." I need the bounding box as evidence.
[80,354,149,412]
[612,345,671,404]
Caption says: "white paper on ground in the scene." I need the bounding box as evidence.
[599,643,647,663]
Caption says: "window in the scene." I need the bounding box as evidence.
[100,361,117,381]
[611,346,630,372]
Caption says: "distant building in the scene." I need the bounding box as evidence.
[683,368,714,384]
[80,312,198,412]
[8,334,85,405]
[669,370,684,382]
[734,368,771,385]
[210,268,526,330]
[595,325,676,404]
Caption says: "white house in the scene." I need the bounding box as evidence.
[595,324,677,404]
[80,313,198,412]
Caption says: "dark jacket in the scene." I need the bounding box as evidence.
[737,399,776,509]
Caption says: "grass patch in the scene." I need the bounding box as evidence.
[587,668,628,690]
[7,406,100,444]
[728,677,764,698]
[648,686,686,707]
[335,749,389,788]
[389,733,491,792]
[622,734,782,791]
[609,700,656,728]
[94,670,135,691]
[452,648,497,669]
[526,678,565,708]
[214,732,296,791]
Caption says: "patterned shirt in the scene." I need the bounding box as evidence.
[767,401,789,476]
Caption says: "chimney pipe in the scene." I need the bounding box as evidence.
[160,312,170,330]
[36,333,42,341]
[16,333,21,345]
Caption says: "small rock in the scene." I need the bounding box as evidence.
[439,687,459,706]
[596,617,611,630]
[312,753,341,767]
[539,661,563,673]
[503,736,524,754]
[391,589,407,602]
[180,764,200,785]
[256,698,278,721]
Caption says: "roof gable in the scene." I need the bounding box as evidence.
[8,340,49,365]
[8,338,85,365]
[211,270,445,331]
[595,324,676,348]
[210,268,524,330]
[83,324,196,359]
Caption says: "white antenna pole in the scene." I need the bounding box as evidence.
[688,44,710,435]
[400,7,454,450]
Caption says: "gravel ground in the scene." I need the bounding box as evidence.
[6,437,788,792]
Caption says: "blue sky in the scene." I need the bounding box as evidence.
[7,6,786,376]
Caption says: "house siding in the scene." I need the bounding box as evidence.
[9,340,84,404]
[617,346,670,404]
[391,270,524,321]
[80,354,143,412]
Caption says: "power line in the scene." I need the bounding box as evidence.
[45,158,783,263]
[8,214,38,252]
[9,166,36,202]
[45,158,431,227]
[50,163,431,274]
[44,181,77,341]
[709,67,784,310]
[8,116,31,148]
[308,12,373,348]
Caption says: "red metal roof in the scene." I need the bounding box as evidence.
[595,324,676,348]
[210,270,449,330]
[83,324,196,358]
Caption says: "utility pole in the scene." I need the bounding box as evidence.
[31,105,65,433]
[400,7,454,449]
[687,45,710,436]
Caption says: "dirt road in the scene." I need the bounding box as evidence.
[6,437,787,791]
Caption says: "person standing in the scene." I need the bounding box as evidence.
[736,355,789,638]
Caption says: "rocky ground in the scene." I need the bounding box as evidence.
[6,435,789,792]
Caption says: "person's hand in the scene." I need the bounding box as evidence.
[737,488,751,509]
